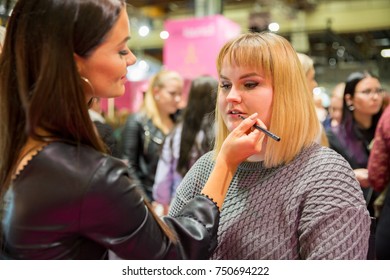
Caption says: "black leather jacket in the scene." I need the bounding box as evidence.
[120,112,165,201]
[1,142,219,260]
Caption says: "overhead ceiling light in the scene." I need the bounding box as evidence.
[268,22,280,32]
[381,49,390,58]
[160,30,169,40]
[139,25,150,37]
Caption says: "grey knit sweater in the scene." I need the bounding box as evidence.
[169,144,371,259]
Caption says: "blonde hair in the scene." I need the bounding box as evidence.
[214,32,320,168]
[296,52,314,75]
[0,26,6,52]
[140,70,183,133]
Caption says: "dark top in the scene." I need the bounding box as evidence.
[1,142,219,260]
[93,121,120,158]
[120,112,165,201]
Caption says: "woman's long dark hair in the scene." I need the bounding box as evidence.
[0,0,126,188]
[0,0,177,249]
[177,76,218,176]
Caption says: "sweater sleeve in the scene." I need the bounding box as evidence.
[79,156,219,260]
[298,154,371,260]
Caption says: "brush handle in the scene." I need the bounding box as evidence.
[238,115,281,142]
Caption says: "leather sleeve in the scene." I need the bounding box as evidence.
[120,114,141,171]
[162,195,219,259]
[119,114,144,194]
[80,156,219,260]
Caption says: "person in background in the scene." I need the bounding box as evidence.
[120,70,184,202]
[297,52,329,146]
[89,97,120,158]
[367,105,390,259]
[0,26,6,54]
[169,32,370,260]
[0,0,264,260]
[327,71,384,216]
[323,82,345,129]
[153,75,218,215]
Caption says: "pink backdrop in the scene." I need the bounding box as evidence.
[163,15,241,79]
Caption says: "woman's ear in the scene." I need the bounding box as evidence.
[73,53,85,74]
[345,93,353,106]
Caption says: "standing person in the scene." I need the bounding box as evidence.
[120,70,183,202]
[368,105,390,193]
[297,52,329,147]
[367,105,390,259]
[89,97,120,158]
[153,76,218,215]
[0,0,265,260]
[169,32,370,260]
[323,82,345,130]
[326,71,384,215]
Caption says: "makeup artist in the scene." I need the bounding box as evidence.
[0,0,265,260]
[169,32,371,260]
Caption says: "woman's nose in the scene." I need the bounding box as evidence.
[226,87,241,103]
[126,51,137,66]
[174,95,181,103]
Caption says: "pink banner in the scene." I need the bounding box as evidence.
[163,15,241,79]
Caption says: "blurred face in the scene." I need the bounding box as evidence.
[218,62,273,132]
[75,7,136,100]
[347,76,383,117]
[154,79,183,116]
[306,67,318,93]
[329,96,343,125]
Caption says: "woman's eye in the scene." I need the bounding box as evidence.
[119,50,129,56]
[219,83,231,90]
[244,82,258,89]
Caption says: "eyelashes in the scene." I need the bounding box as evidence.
[119,50,129,56]
[219,82,259,91]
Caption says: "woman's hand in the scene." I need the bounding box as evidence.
[201,113,266,208]
[218,113,265,168]
[354,168,370,188]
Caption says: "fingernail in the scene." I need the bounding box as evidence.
[249,112,258,120]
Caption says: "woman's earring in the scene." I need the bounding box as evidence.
[80,76,95,107]
[348,104,355,111]
[81,76,95,95]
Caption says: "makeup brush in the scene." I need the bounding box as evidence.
[238,115,281,142]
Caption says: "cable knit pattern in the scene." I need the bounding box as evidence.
[169,144,371,259]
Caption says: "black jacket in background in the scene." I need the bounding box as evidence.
[120,112,165,201]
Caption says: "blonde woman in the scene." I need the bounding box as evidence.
[297,52,329,146]
[169,32,370,259]
[120,70,184,201]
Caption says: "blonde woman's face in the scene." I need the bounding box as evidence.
[154,79,183,116]
[218,62,273,132]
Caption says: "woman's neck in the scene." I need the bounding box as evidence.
[246,140,267,162]
[353,111,372,129]
[159,114,174,134]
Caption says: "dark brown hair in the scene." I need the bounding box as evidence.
[177,76,218,176]
[0,0,177,249]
